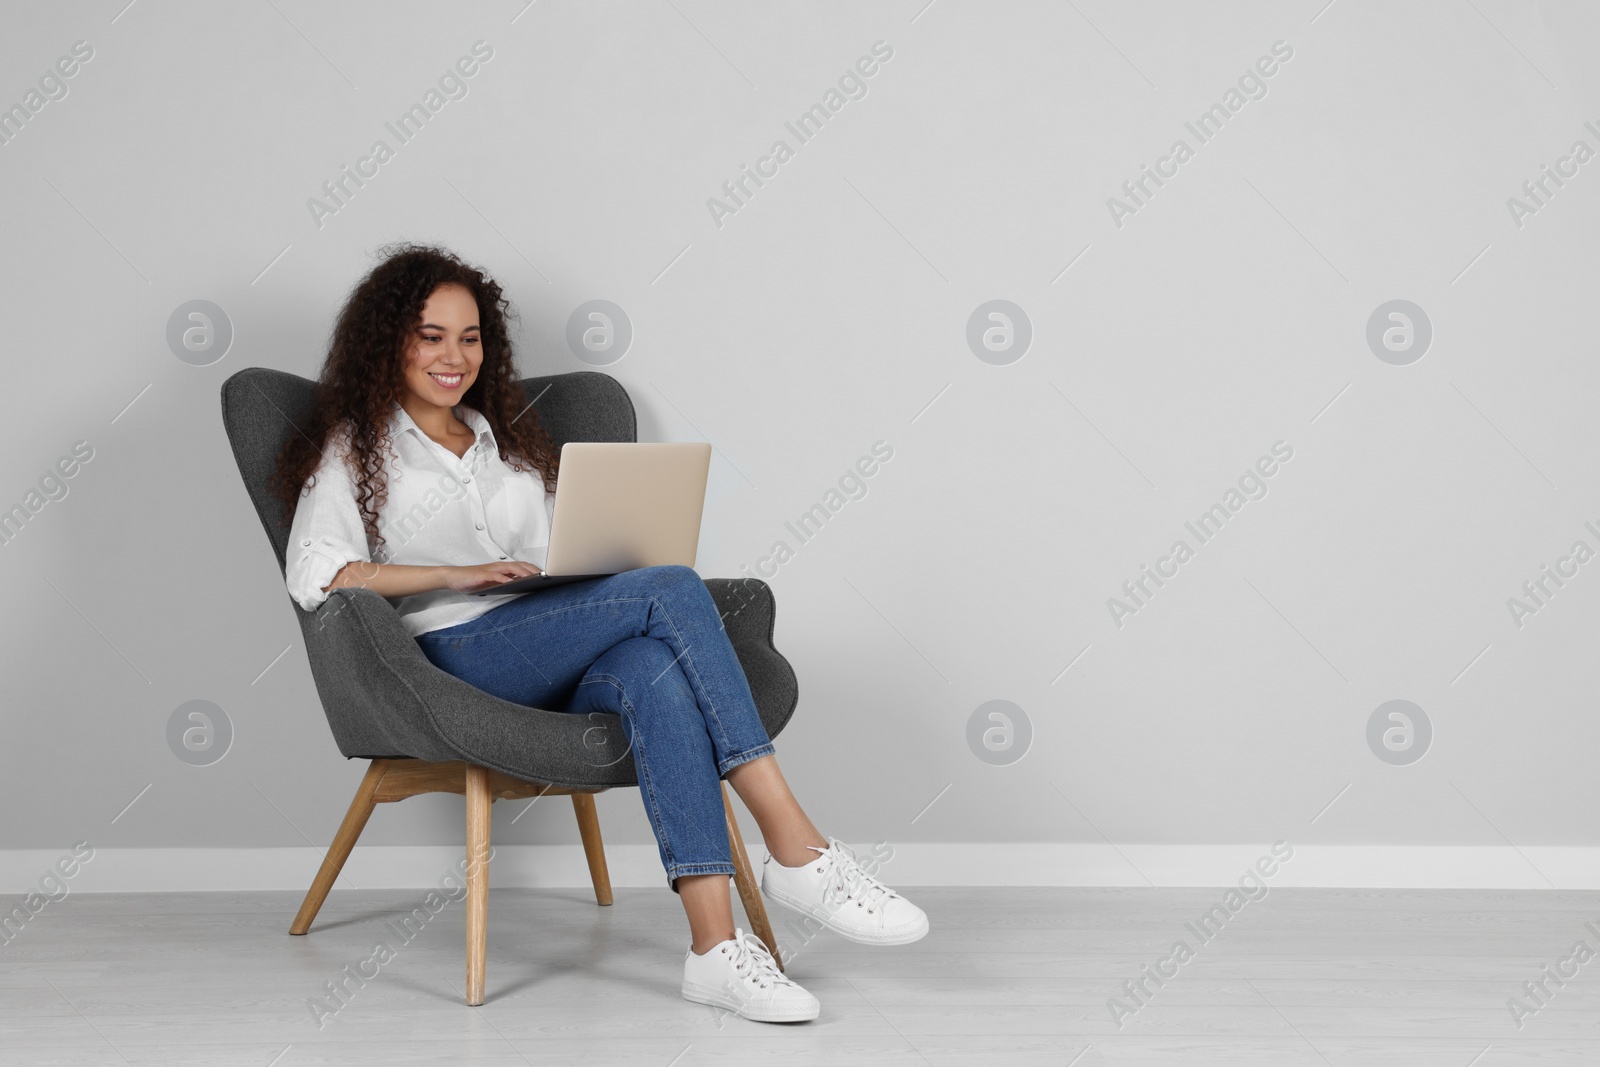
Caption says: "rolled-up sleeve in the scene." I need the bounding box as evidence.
[285,434,372,612]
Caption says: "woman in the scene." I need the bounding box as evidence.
[271,244,927,1023]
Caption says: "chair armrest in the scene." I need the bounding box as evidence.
[295,587,470,762]
[296,577,802,777]
[703,577,799,742]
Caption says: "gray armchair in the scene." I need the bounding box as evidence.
[219,367,798,1005]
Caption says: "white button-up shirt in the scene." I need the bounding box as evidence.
[284,402,554,639]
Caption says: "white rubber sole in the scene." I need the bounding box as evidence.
[681,981,820,1022]
[762,884,930,946]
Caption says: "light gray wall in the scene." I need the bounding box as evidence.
[2,0,1597,864]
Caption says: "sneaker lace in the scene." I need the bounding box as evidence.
[723,928,795,991]
[810,837,897,915]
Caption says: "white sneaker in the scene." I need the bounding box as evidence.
[761,837,929,946]
[681,928,820,1023]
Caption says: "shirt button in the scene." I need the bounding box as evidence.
[499,555,507,560]
[462,476,471,483]
[301,539,311,547]
[475,523,485,531]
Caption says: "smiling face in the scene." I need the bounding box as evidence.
[400,282,482,411]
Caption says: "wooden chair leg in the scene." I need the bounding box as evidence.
[723,782,782,971]
[289,760,386,936]
[465,764,492,1006]
[570,793,613,906]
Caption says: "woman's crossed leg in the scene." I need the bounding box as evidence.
[416,564,926,1021]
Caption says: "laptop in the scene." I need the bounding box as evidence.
[470,441,712,596]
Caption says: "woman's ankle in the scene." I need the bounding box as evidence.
[690,929,736,955]
[769,832,830,868]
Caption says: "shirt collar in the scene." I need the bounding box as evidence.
[387,402,497,453]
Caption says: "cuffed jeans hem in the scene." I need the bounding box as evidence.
[716,742,775,777]
[667,861,737,894]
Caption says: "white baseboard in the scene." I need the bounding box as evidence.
[5,843,1600,894]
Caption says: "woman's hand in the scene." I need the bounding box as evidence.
[444,561,544,594]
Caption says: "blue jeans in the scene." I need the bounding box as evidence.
[413,565,775,889]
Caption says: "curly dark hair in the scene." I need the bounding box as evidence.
[268,242,561,562]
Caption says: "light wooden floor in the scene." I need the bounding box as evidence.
[3,886,1599,1064]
